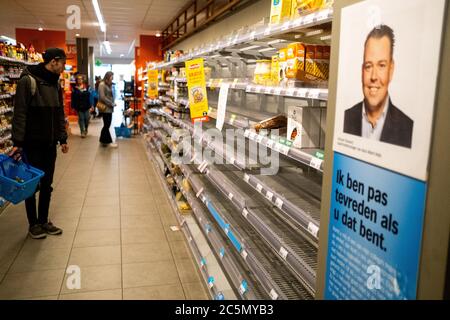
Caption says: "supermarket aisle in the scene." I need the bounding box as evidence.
[0,117,208,300]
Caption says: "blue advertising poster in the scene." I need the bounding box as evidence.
[325,153,427,300]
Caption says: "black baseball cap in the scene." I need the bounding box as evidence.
[43,48,67,64]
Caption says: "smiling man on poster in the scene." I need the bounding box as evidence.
[344,25,414,149]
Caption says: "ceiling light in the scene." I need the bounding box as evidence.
[0,35,16,45]
[103,41,112,54]
[120,54,124,57]
[92,0,106,33]
[76,33,80,37]
[114,35,119,39]
[38,27,43,31]
[155,32,161,37]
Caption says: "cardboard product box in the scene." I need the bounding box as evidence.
[320,45,331,80]
[287,106,326,149]
[271,55,281,85]
[270,0,292,24]
[314,45,323,79]
[304,45,319,81]
[278,48,288,82]
[286,42,306,80]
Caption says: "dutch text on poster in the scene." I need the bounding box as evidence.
[332,0,446,181]
[325,153,427,300]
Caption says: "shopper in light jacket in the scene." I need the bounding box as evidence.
[98,71,117,147]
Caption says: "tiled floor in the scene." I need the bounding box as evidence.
[0,114,209,300]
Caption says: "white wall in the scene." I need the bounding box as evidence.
[173,0,271,51]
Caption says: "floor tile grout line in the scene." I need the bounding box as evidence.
[0,132,86,290]
[139,138,188,300]
[57,136,101,299]
[118,139,123,300]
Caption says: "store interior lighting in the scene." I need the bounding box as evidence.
[103,41,112,54]
[92,0,106,33]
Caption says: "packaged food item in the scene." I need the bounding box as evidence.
[286,42,306,79]
[287,106,326,149]
[315,45,330,80]
[254,60,271,85]
[270,0,292,24]
[295,0,324,16]
[182,178,191,192]
[304,45,319,81]
[271,55,280,86]
[278,48,288,82]
[254,115,288,134]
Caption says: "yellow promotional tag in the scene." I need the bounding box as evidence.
[186,58,209,122]
[147,69,159,99]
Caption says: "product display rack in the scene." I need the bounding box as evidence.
[143,6,334,300]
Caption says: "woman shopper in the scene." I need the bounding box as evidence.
[71,74,92,138]
[98,71,117,147]
[91,76,101,118]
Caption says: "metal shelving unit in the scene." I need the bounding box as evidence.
[152,8,333,70]
[145,135,238,300]
[141,6,335,300]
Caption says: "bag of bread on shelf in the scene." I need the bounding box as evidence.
[254,114,288,135]
[270,0,292,24]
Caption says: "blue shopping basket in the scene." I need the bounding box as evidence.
[115,124,131,138]
[0,154,45,204]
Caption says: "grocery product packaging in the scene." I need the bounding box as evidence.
[254,60,272,85]
[287,106,326,148]
[278,48,288,82]
[271,55,281,86]
[286,42,306,79]
[254,115,288,134]
[317,45,331,80]
[270,0,292,24]
[304,45,319,81]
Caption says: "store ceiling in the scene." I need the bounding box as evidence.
[0,0,190,59]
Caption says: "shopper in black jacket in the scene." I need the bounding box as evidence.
[10,48,69,239]
[71,74,92,138]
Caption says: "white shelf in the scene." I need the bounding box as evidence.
[0,56,39,66]
[152,8,333,70]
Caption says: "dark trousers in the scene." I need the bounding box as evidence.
[24,144,57,227]
[100,113,113,144]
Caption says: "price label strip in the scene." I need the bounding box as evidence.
[308,222,319,238]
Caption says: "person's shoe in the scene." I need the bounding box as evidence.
[41,221,63,236]
[81,133,86,138]
[28,225,47,239]
[109,143,118,148]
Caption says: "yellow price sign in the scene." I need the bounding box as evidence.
[186,58,209,122]
[147,69,159,99]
